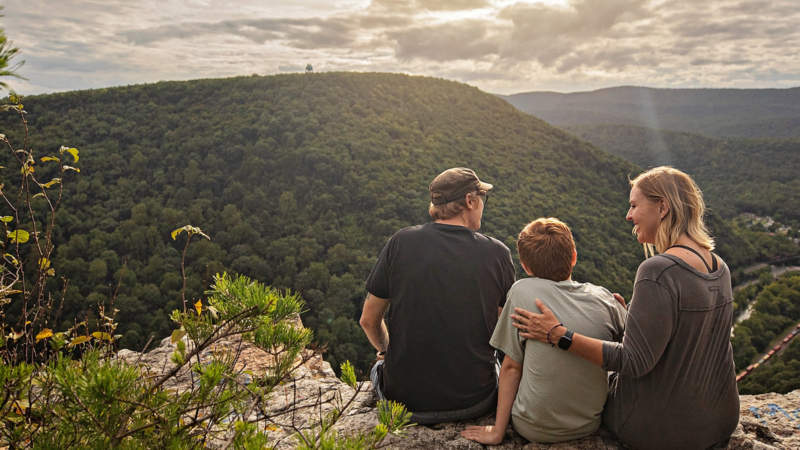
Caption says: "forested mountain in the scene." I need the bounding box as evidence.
[1,73,653,373]
[501,86,800,139]
[562,124,800,225]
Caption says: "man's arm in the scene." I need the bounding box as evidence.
[461,355,522,445]
[359,293,390,355]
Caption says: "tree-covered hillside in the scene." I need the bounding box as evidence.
[562,124,800,227]
[733,271,800,394]
[501,86,800,139]
[0,73,689,373]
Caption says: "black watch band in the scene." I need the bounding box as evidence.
[558,330,574,350]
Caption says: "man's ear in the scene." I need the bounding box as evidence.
[465,192,477,210]
[571,248,577,268]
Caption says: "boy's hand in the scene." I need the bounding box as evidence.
[613,293,627,309]
[461,424,504,445]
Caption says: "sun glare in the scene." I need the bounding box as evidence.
[418,0,570,22]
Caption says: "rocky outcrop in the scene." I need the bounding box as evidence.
[119,336,800,449]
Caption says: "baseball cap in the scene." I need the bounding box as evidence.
[429,167,493,205]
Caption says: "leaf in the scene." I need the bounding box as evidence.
[7,229,30,244]
[41,178,61,188]
[171,328,186,344]
[0,216,13,223]
[12,399,29,415]
[32,193,45,199]
[68,335,91,347]
[46,268,55,276]
[35,328,53,342]
[339,361,357,389]
[7,330,23,340]
[40,156,60,163]
[60,146,79,162]
[62,165,80,173]
[171,225,211,241]
[207,305,218,319]
[170,227,184,240]
[194,300,202,316]
[91,331,112,341]
[38,257,51,269]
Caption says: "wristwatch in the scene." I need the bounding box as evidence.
[558,330,574,350]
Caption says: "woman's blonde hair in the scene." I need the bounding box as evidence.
[630,166,714,254]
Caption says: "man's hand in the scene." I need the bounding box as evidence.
[461,425,504,445]
[613,293,627,309]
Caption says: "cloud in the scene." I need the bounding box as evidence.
[4,0,800,96]
[498,0,650,64]
[388,20,499,61]
[121,17,361,49]
[369,0,490,13]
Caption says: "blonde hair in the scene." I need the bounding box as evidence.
[517,218,575,282]
[630,166,714,254]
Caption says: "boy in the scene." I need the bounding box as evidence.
[462,218,626,443]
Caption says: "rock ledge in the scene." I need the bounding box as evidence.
[119,336,800,449]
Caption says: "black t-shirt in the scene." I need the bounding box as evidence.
[366,222,515,412]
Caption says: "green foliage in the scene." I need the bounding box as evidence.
[732,271,800,372]
[563,124,800,229]
[295,392,413,450]
[739,338,800,395]
[0,90,407,448]
[0,73,645,375]
[339,360,357,389]
[0,266,332,447]
[0,93,82,364]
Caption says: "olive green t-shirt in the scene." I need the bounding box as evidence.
[491,277,626,443]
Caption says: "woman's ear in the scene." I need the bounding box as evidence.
[659,199,669,219]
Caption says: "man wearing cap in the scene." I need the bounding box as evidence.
[360,167,515,424]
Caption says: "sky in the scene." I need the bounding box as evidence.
[3,0,800,96]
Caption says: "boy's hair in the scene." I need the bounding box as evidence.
[517,218,575,282]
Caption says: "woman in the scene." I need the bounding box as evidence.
[511,166,739,449]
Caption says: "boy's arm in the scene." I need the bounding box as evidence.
[461,355,522,445]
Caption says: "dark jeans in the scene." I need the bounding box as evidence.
[369,359,499,425]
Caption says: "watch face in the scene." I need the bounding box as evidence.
[558,330,573,350]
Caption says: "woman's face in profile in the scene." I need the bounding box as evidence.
[626,186,661,244]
